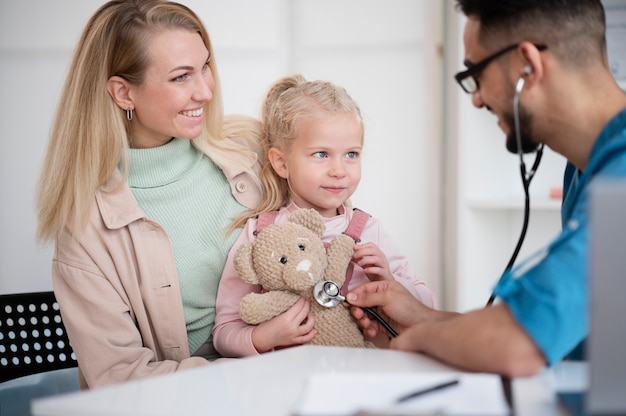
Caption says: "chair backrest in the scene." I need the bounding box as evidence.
[0,291,77,383]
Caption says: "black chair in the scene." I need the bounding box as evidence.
[0,291,77,383]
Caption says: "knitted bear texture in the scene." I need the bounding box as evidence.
[235,208,372,348]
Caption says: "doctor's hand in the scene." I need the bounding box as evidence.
[347,281,441,339]
[251,297,317,353]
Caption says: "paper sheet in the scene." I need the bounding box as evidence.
[293,372,510,415]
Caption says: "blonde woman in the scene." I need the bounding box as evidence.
[36,0,263,389]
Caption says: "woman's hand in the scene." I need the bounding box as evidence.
[251,297,317,353]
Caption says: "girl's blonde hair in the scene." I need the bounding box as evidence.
[36,0,261,242]
[230,74,363,230]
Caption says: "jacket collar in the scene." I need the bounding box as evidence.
[191,137,259,183]
[95,137,259,230]
[96,169,145,230]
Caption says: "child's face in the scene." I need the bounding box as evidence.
[274,112,363,217]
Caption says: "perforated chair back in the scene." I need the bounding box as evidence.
[0,291,77,383]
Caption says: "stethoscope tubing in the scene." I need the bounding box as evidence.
[361,306,399,338]
[486,75,543,307]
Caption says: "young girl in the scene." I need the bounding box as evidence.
[213,74,435,357]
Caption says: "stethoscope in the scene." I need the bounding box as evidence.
[313,280,399,337]
[486,69,544,306]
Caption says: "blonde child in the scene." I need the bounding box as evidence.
[213,74,435,357]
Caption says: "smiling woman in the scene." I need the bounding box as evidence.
[34,0,265,390]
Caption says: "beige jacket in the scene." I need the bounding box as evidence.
[52,144,262,389]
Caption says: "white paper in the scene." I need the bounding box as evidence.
[293,372,510,416]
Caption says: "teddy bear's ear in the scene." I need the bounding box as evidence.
[234,242,260,285]
[287,208,325,237]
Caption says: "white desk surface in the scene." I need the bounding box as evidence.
[31,345,583,416]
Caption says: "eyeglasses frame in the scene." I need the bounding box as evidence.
[455,43,548,94]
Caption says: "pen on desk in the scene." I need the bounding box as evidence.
[395,379,460,403]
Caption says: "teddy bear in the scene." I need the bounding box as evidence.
[234,208,372,348]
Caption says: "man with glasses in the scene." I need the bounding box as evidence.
[347,0,626,377]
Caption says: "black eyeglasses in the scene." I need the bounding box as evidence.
[455,43,548,94]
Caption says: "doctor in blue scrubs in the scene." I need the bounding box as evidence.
[347,0,626,377]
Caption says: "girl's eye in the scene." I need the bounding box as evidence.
[313,151,327,158]
[346,151,358,159]
[173,74,188,82]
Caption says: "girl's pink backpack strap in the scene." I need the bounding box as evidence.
[344,208,370,243]
[340,208,371,295]
[253,211,278,236]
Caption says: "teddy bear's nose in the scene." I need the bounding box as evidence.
[296,259,311,272]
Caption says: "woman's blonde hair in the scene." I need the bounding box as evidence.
[230,74,363,230]
[36,0,261,242]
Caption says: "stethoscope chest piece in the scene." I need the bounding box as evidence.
[312,280,399,338]
[313,280,345,308]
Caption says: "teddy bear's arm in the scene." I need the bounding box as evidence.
[325,233,355,287]
[239,291,301,325]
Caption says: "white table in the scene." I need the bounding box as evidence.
[31,346,584,416]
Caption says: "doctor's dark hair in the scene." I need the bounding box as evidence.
[229,74,364,231]
[455,0,607,68]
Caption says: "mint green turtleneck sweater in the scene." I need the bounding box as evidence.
[127,138,244,354]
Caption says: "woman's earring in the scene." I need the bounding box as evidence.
[126,107,133,121]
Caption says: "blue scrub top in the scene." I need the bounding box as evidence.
[493,108,626,366]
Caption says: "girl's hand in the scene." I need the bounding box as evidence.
[251,297,317,353]
[352,242,393,281]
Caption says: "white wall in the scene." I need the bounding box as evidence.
[0,1,444,303]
